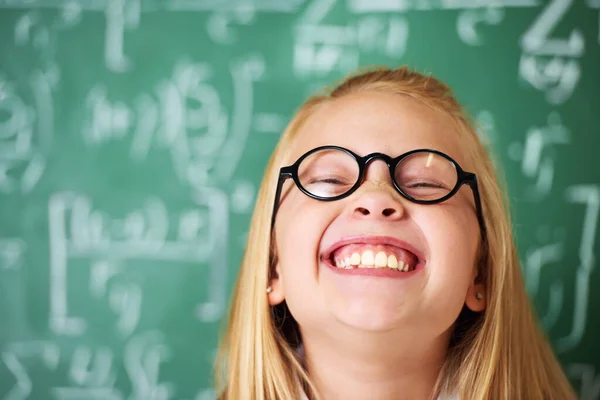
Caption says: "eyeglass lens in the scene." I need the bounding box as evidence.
[297,148,459,201]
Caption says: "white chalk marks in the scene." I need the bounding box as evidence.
[48,191,228,336]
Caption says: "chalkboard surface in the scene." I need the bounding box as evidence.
[0,1,599,399]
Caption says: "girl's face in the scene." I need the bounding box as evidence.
[269,92,484,342]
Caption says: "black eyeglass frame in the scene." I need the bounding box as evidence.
[271,145,485,237]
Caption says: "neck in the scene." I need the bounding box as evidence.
[301,327,451,400]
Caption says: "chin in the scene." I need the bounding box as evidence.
[336,317,403,334]
[331,301,407,332]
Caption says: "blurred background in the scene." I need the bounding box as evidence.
[0,0,599,399]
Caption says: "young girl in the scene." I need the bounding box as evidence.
[214,66,576,399]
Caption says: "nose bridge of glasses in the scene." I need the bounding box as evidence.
[360,153,396,185]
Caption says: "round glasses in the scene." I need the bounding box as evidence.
[272,146,485,234]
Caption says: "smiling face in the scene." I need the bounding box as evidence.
[269,91,484,345]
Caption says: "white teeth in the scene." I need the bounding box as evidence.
[375,252,387,267]
[361,251,374,266]
[333,250,414,271]
[388,254,398,269]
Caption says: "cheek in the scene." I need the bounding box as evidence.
[274,197,334,323]
[416,203,480,285]
[275,194,329,282]
[412,206,480,332]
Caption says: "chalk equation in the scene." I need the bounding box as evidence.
[523,185,599,353]
[569,363,600,400]
[519,0,585,104]
[1,335,217,400]
[48,191,229,337]
[0,10,61,194]
[508,112,570,201]
[3,0,592,95]
[0,0,304,74]
[83,56,265,189]
[0,69,55,194]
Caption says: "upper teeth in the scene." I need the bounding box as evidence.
[335,250,412,271]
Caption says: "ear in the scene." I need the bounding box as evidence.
[465,270,486,312]
[267,262,285,306]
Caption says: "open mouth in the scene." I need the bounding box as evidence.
[329,244,418,272]
[321,236,426,274]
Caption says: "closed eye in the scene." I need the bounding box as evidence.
[308,176,351,185]
[406,181,446,189]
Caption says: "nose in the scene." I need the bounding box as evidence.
[351,186,405,220]
[349,159,405,220]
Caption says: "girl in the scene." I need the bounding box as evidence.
[214,66,576,399]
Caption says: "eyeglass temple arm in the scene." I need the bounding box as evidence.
[271,170,292,229]
[464,172,486,241]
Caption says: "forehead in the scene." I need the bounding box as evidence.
[292,92,469,167]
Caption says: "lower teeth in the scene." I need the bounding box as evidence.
[339,265,412,272]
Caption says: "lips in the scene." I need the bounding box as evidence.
[320,235,427,267]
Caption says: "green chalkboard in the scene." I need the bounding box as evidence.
[0,1,599,399]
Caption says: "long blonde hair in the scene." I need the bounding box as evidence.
[214,66,576,399]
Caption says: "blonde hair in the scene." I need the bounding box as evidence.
[214,66,576,400]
